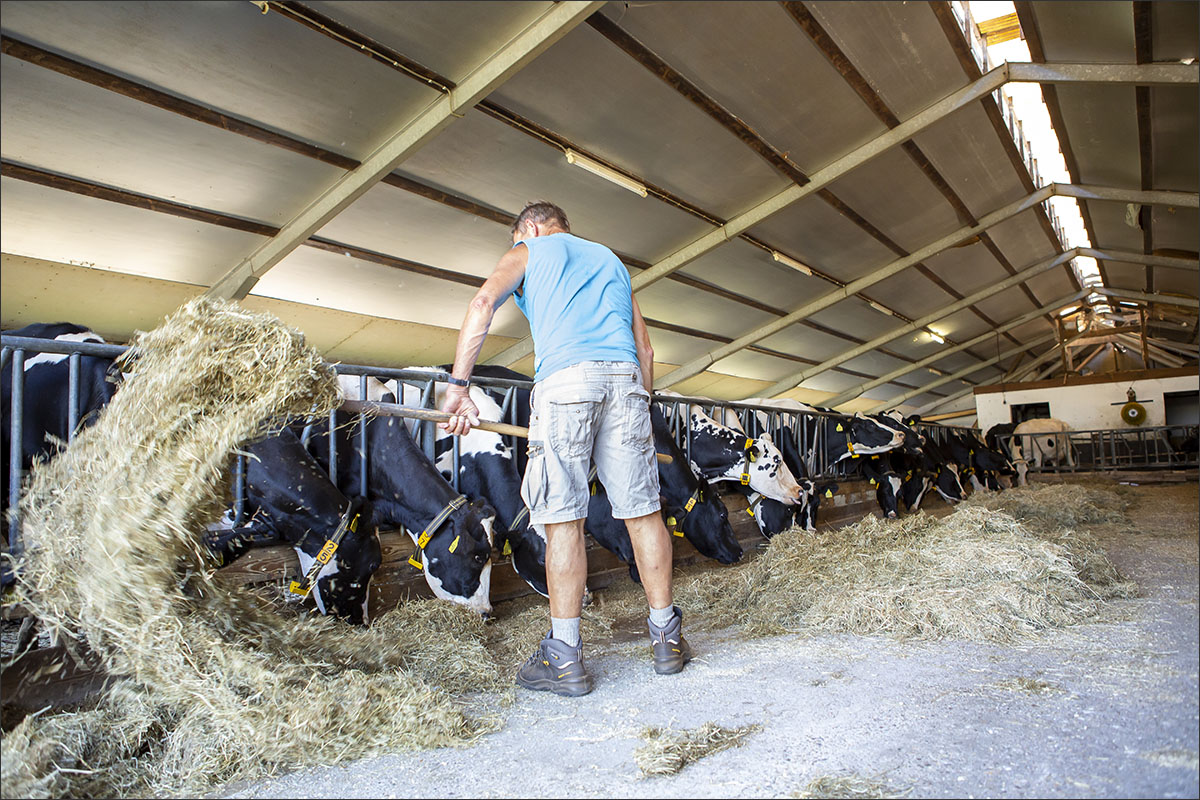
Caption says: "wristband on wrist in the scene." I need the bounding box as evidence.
[445,375,470,387]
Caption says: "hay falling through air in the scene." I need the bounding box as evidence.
[1,299,502,799]
[634,722,761,777]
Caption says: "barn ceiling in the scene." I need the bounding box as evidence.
[1,0,1196,416]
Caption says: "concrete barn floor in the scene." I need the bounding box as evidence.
[228,483,1199,799]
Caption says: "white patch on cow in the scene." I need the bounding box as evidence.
[911,478,931,511]
[294,545,341,616]
[887,474,901,499]
[361,576,372,626]
[969,472,987,493]
[337,374,393,403]
[23,331,107,370]
[424,560,493,615]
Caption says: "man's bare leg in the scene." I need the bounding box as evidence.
[624,511,673,610]
[545,519,588,620]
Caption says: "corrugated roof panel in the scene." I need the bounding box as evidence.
[0,0,442,161]
[595,1,891,175]
[487,25,791,220]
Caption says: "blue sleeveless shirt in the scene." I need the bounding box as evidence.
[512,232,638,381]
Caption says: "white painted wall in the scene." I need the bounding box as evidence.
[976,374,1200,432]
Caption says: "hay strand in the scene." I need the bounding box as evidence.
[633,721,760,777]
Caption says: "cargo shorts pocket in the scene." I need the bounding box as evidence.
[521,442,549,513]
[545,390,602,460]
[622,387,652,448]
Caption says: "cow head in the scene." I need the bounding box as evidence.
[301,496,382,626]
[746,492,796,538]
[665,481,741,562]
[933,463,964,504]
[416,497,496,617]
[849,413,907,454]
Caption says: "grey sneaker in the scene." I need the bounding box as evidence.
[516,633,594,697]
[648,606,693,675]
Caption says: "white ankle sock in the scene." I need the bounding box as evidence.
[648,604,675,628]
[550,616,581,647]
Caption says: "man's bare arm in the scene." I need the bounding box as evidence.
[631,294,654,394]
[441,244,528,435]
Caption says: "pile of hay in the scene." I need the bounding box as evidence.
[1,299,502,799]
[633,721,760,777]
[664,494,1135,642]
[962,483,1128,530]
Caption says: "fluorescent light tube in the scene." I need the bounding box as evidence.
[771,250,813,276]
[926,329,946,344]
[867,300,895,316]
[565,150,647,197]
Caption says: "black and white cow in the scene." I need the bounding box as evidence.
[239,429,381,625]
[324,376,498,616]
[2,323,120,586]
[1,323,385,623]
[661,394,806,506]
[857,454,903,518]
[450,367,742,572]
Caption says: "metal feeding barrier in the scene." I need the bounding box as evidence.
[1,333,974,565]
[996,425,1199,474]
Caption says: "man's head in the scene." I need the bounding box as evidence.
[511,202,570,243]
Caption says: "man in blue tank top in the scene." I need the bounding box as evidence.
[441,202,691,696]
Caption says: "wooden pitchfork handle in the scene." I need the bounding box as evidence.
[339,399,673,464]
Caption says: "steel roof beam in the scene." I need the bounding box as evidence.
[655,184,1197,391]
[824,289,1087,409]
[205,0,604,300]
[1093,287,1199,309]
[866,331,1059,413]
[487,59,1198,367]
[786,249,1197,401]
[761,250,1079,398]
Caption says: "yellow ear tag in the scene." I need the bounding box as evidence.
[666,516,677,527]
[672,528,684,538]
[502,540,512,556]
[448,535,460,554]
[836,423,843,432]
[408,555,424,570]
[871,455,879,460]
[869,478,876,485]
[684,497,697,512]
[825,489,833,498]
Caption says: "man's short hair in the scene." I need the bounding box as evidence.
[511,202,569,235]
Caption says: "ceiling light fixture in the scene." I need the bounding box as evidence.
[928,366,946,376]
[771,250,813,276]
[926,329,946,344]
[867,300,895,316]
[564,150,647,197]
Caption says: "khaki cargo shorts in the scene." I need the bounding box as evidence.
[521,361,661,525]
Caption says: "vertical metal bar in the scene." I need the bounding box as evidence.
[500,386,517,452]
[451,434,461,493]
[328,408,338,482]
[359,375,369,495]
[685,401,692,467]
[301,422,314,450]
[420,380,436,464]
[67,353,81,441]
[233,453,246,525]
[8,350,25,557]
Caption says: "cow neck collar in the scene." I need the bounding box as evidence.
[288,498,365,598]
[405,495,467,571]
[664,485,703,537]
[738,437,756,485]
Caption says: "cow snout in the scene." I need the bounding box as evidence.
[479,610,493,623]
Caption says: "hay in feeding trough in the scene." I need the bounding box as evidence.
[2,298,500,799]
[664,501,1135,642]
[633,721,760,777]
